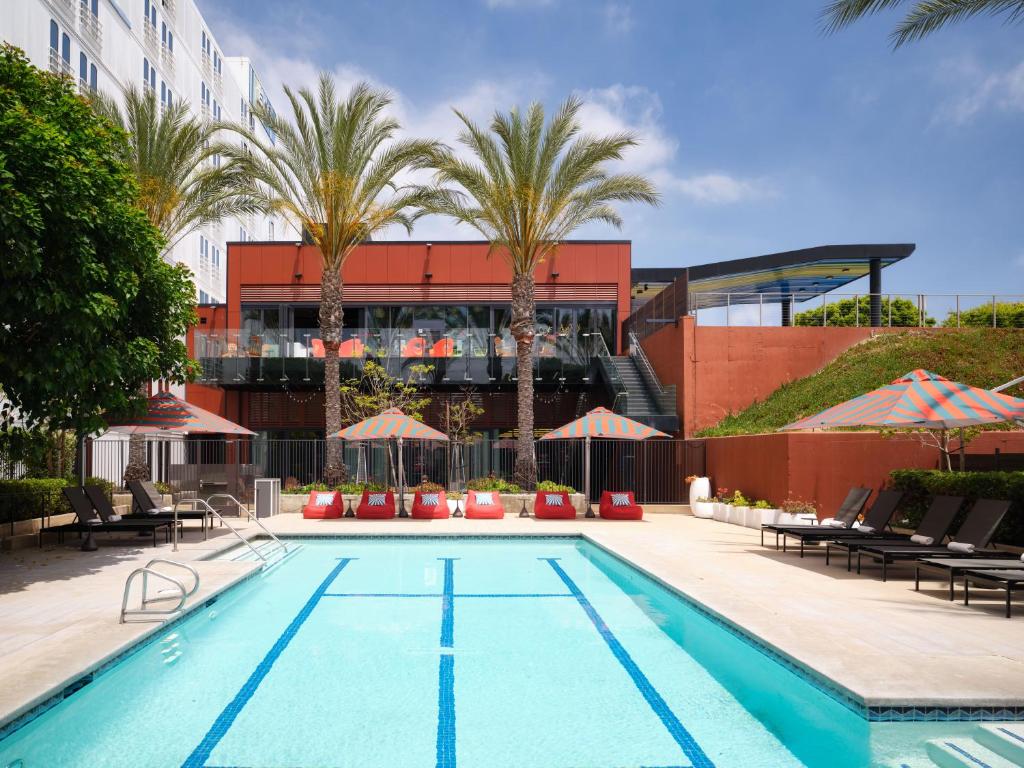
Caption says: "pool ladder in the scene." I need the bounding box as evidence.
[120,559,200,623]
[171,494,289,564]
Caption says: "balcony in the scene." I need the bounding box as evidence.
[78,4,102,50]
[201,49,212,78]
[48,48,72,77]
[161,41,174,73]
[78,78,94,97]
[161,0,175,21]
[193,327,613,389]
[143,19,160,57]
[52,0,76,23]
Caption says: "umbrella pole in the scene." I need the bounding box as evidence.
[397,437,408,517]
[584,436,595,518]
[958,426,966,472]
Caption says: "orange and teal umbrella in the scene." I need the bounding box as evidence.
[540,407,669,441]
[105,392,255,436]
[781,370,1024,431]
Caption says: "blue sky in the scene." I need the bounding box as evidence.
[206,0,1023,299]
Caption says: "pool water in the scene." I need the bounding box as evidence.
[0,537,973,767]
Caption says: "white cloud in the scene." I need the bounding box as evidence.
[935,58,1024,125]
[603,2,634,34]
[576,85,776,203]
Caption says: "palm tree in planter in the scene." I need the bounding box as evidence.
[424,97,658,488]
[222,76,441,483]
[93,86,260,483]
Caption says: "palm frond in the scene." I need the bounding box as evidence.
[820,0,1024,46]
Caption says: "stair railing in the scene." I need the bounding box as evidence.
[120,559,199,623]
[590,332,629,412]
[628,332,665,396]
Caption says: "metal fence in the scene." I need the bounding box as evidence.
[86,437,687,503]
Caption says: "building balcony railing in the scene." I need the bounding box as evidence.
[161,0,176,21]
[78,4,102,50]
[201,49,212,78]
[78,78,95,97]
[52,0,76,23]
[48,48,72,77]
[690,292,1024,328]
[161,42,174,73]
[193,327,615,388]
[143,19,160,57]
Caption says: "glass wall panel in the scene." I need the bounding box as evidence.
[468,305,490,358]
[535,307,556,357]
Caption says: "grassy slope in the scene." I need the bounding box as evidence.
[697,329,1024,437]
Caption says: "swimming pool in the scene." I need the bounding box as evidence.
[0,537,976,767]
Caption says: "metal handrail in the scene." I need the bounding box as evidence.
[205,493,288,557]
[171,498,265,561]
[144,558,199,598]
[589,332,629,411]
[121,568,186,623]
[627,332,665,395]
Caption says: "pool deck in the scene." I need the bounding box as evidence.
[1,512,1023,730]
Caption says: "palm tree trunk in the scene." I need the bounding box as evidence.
[321,266,347,485]
[123,384,151,485]
[511,271,537,489]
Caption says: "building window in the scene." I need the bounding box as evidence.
[49,20,58,52]
[239,227,247,242]
[80,52,87,82]
[198,289,210,304]
[269,221,275,240]
[61,33,70,64]
[89,63,97,90]
[212,246,220,270]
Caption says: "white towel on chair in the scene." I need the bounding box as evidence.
[910,534,934,546]
[857,525,875,534]
[947,541,975,554]
[820,518,847,528]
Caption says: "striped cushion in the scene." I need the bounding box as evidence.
[474,492,495,506]
[544,494,564,506]
[421,493,440,507]
[314,493,334,506]
[367,493,387,507]
[611,493,632,507]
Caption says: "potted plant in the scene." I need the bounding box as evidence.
[779,497,817,525]
[713,487,730,522]
[729,490,750,526]
[753,499,779,527]
[686,474,711,508]
[692,495,716,519]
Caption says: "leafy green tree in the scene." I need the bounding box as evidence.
[822,0,1024,48]
[943,301,1024,328]
[424,97,658,488]
[794,296,933,326]
[223,75,440,483]
[92,85,258,481]
[0,46,196,444]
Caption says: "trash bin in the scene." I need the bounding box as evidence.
[254,478,280,519]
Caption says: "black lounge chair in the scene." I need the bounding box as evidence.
[825,495,964,570]
[127,480,213,538]
[963,569,1024,618]
[914,555,1023,601]
[765,489,904,558]
[856,499,1012,581]
[86,485,184,540]
[39,487,172,548]
[761,487,871,552]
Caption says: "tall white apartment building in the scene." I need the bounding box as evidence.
[2,0,290,304]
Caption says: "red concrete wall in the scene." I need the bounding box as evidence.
[704,431,1024,516]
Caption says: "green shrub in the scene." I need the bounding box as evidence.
[537,480,577,494]
[412,481,445,493]
[0,478,70,524]
[467,477,523,493]
[281,481,387,495]
[83,476,115,498]
[889,469,1024,547]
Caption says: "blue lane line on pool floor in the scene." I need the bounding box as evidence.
[541,558,716,768]
[181,558,355,768]
[436,558,457,768]
[322,592,572,598]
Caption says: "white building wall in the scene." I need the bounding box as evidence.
[1,0,291,305]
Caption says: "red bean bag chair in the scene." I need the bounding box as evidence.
[534,491,575,519]
[356,490,396,519]
[302,490,343,519]
[599,491,643,520]
[411,490,449,519]
[464,490,504,519]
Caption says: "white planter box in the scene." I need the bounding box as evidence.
[742,506,762,529]
[688,477,711,507]
[728,505,746,525]
[758,508,781,526]
[692,501,715,519]
[713,503,728,522]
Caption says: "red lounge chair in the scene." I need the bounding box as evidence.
[356,490,396,519]
[411,490,449,519]
[599,491,643,520]
[339,338,365,358]
[401,337,427,357]
[465,490,504,519]
[534,491,575,519]
[310,338,326,358]
[302,490,343,519]
[429,338,456,358]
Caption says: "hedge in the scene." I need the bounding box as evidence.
[889,470,1024,547]
[0,478,70,526]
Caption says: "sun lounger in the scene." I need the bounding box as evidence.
[85,485,184,542]
[914,555,1023,600]
[825,495,964,570]
[39,487,172,548]
[356,490,396,519]
[411,490,449,519]
[465,490,504,519]
[599,491,643,520]
[761,487,871,551]
[963,568,1024,618]
[126,480,213,536]
[534,491,575,519]
[768,489,902,557]
[856,499,1011,581]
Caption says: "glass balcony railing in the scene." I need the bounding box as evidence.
[193,328,613,387]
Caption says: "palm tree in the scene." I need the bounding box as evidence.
[221,75,441,483]
[92,86,259,483]
[425,97,658,489]
[822,0,1024,47]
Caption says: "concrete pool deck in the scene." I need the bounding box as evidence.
[1,512,1023,730]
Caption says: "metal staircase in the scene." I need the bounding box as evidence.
[881,723,1024,768]
[596,333,679,432]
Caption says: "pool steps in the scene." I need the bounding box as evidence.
[922,724,1024,768]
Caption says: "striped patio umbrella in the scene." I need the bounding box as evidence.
[331,408,448,516]
[105,391,255,436]
[540,407,669,517]
[781,370,1024,431]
